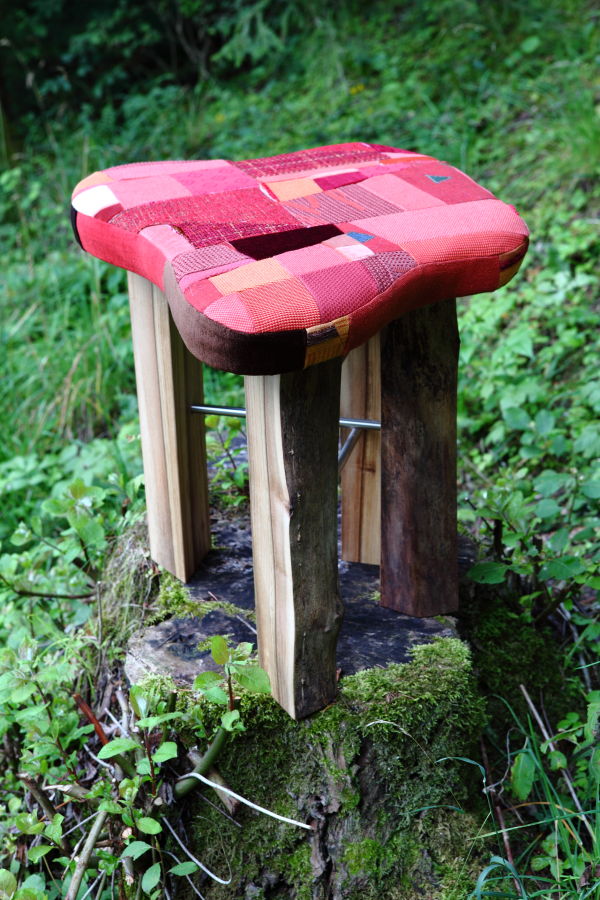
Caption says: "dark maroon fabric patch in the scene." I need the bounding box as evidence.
[230,224,343,260]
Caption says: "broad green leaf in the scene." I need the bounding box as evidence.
[28,845,52,863]
[533,470,570,497]
[136,758,151,775]
[121,840,152,860]
[547,750,567,770]
[10,682,37,704]
[169,861,199,876]
[534,498,560,519]
[539,557,585,580]
[510,751,536,801]
[0,869,17,896]
[585,693,600,743]
[581,480,600,499]
[141,862,161,894]
[44,813,64,844]
[221,709,241,731]
[193,671,223,691]
[98,800,123,814]
[211,635,229,665]
[502,407,530,431]
[468,561,507,584]
[235,666,271,694]
[531,855,553,872]
[534,410,555,436]
[152,741,178,764]
[135,712,183,729]
[137,817,162,835]
[15,813,45,835]
[97,737,141,759]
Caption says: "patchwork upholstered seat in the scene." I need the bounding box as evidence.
[71,143,528,375]
[70,143,528,718]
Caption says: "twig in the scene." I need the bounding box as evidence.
[0,573,94,600]
[519,684,594,840]
[160,817,232,885]
[175,771,311,829]
[174,729,227,799]
[73,693,109,745]
[18,774,71,855]
[479,740,523,896]
[65,809,109,900]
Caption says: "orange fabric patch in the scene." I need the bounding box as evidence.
[210,258,290,294]
[237,279,321,333]
[266,178,322,201]
[72,170,114,196]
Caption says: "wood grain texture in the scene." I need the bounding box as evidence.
[245,359,343,719]
[340,335,381,565]
[380,299,459,616]
[128,272,210,580]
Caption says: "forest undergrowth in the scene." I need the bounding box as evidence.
[0,1,599,897]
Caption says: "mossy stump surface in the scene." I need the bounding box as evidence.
[126,510,487,898]
[173,639,485,900]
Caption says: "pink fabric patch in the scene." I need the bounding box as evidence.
[173,165,257,194]
[300,261,378,320]
[139,224,194,260]
[106,159,228,179]
[110,176,191,207]
[275,244,348,275]
[204,294,256,333]
[184,279,222,312]
[360,173,446,210]
[350,200,529,245]
[178,260,245,291]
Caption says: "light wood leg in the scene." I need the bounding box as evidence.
[245,359,343,719]
[340,335,381,565]
[380,299,459,616]
[128,272,210,581]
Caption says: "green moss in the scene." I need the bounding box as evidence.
[149,571,255,624]
[458,589,583,730]
[173,637,488,899]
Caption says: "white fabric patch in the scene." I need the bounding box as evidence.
[72,185,119,216]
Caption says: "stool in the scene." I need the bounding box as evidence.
[71,143,528,718]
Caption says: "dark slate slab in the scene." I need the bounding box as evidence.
[125,506,470,686]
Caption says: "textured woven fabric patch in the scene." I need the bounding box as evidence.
[71,142,529,375]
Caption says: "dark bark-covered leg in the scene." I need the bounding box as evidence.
[245,359,343,719]
[380,299,459,616]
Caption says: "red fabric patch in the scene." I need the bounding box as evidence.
[397,166,494,204]
[314,171,366,190]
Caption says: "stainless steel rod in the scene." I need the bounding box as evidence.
[190,404,381,431]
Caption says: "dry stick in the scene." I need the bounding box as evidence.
[479,740,523,898]
[519,684,594,840]
[64,809,109,900]
[18,775,71,855]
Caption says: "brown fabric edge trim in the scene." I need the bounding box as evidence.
[162,265,307,375]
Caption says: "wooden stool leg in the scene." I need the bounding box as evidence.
[380,299,459,616]
[127,272,210,581]
[245,359,343,719]
[340,335,381,565]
